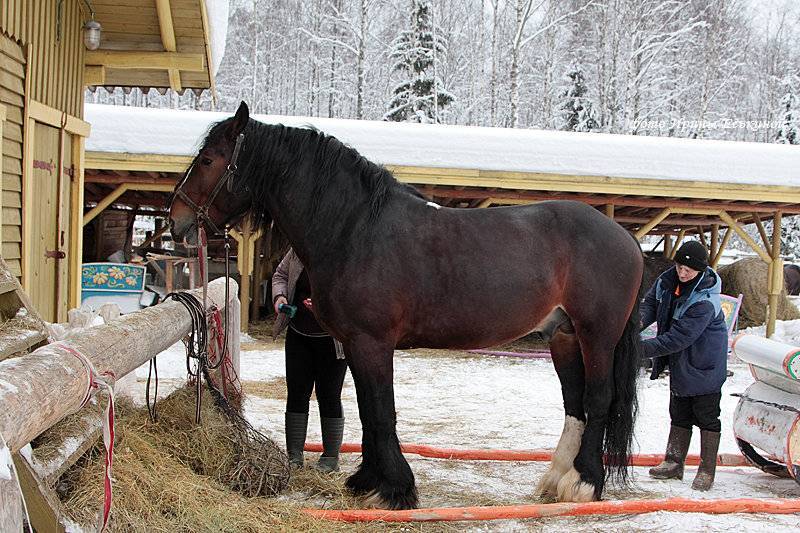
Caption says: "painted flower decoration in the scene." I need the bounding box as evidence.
[109,266,125,279]
[125,276,137,286]
[93,272,108,284]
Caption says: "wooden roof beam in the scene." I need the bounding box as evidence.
[85,51,204,72]
[155,0,182,92]
[411,187,800,214]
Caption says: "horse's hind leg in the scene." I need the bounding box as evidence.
[535,320,586,499]
[557,324,618,502]
[344,337,417,509]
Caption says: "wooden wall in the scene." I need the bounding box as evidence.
[1,0,85,117]
[0,32,24,278]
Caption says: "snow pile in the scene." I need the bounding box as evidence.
[84,103,800,187]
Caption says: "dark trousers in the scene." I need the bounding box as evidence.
[285,327,347,418]
[669,392,722,432]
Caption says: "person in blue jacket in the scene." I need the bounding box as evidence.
[640,240,728,491]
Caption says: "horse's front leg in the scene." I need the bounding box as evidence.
[344,337,418,509]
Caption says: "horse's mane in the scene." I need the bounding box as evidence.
[200,117,426,235]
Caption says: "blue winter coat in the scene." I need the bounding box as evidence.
[640,266,728,397]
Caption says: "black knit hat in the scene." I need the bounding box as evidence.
[674,241,708,272]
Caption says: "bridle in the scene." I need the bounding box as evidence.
[168,132,245,235]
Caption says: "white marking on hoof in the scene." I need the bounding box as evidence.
[556,467,596,502]
[363,490,389,509]
[535,416,585,497]
[426,201,441,210]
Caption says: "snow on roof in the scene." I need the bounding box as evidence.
[204,1,229,77]
[84,103,800,188]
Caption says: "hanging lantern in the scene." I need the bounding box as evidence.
[83,19,101,51]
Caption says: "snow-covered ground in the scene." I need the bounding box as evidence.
[133,329,800,532]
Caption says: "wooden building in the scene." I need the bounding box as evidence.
[82,107,800,336]
[0,0,225,322]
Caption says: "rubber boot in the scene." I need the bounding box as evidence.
[315,416,344,473]
[285,411,309,468]
[649,425,692,480]
[691,430,720,491]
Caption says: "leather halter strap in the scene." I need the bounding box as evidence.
[170,133,245,235]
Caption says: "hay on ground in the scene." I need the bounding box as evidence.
[718,257,800,328]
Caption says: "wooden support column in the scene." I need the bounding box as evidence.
[711,228,733,268]
[767,212,783,338]
[669,229,686,260]
[250,233,264,323]
[232,220,262,332]
[752,213,770,250]
[710,225,719,261]
[69,137,85,310]
[605,204,614,219]
[663,235,672,258]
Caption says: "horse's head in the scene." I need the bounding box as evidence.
[168,102,253,244]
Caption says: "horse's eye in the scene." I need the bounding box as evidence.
[201,157,213,166]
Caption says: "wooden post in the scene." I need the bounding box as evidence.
[0,278,238,454]
[663,235,672,258]
[165,261,174,293]
[669,229,686,260]
[238,219,253,331]
[767,212,783,338]
[0,434,24,532]
[604,204,614,219]
[250,233,264,323]
[711,225,719,261]
[711,229,733,268]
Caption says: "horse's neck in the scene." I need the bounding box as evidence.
[266,167,372,270]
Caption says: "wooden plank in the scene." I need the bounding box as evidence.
[0,434,23,532]
[3,225,21,242]
[2,190,20,208]
[2,138,21,159]
[12,454,66,533]
[0,34,25,63]
[0,70,24,95]
[2,121,23,143]
[3,207,21,225]
[27,100,91,137]
[85,50,205,71]
[3,156,22,178]
[0,329,47,361]
[85,151,192,173]
[84,65,105,86]
[2,242,20,258]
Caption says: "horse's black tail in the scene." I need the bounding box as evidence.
[604,285,642,486]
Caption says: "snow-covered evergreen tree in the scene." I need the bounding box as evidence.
[559,67,599,132]
[385,0,454,123]
[776,76,800,145]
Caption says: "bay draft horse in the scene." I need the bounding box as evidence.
[169,102,643,509]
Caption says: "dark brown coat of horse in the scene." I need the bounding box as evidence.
[169,103,643,509]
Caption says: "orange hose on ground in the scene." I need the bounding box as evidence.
[302,497,800,522]
[304,442,750,467]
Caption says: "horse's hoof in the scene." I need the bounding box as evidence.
[363,490,389,509]
[345,465,379,495]
[556,468,596,502]
[362,485,418,510]
[534,468,562,498]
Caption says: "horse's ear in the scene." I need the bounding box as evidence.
[228,101,249,140]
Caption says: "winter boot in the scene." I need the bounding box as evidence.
[649,425,692,480]
[691,430,720,491]
[315,416,345,473]
[285,411,309,468]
